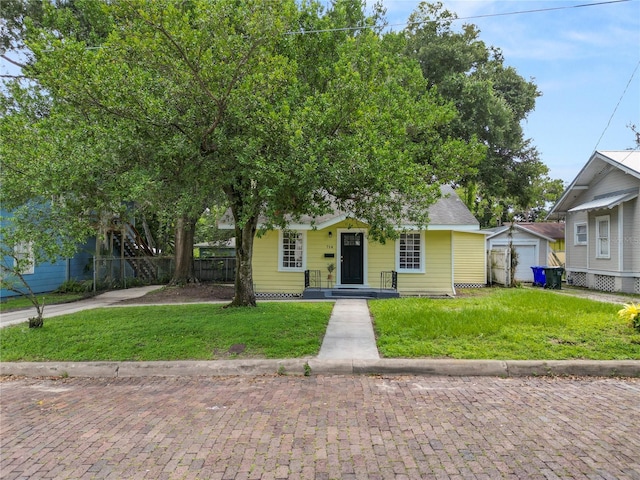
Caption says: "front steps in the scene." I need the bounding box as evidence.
[302,288,399,300]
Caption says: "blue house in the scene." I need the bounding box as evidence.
[0,210,95,299]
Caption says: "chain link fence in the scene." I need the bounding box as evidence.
[93,256,236,290]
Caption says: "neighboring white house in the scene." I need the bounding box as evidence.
[484,223,565,283]
[547,150,640,294]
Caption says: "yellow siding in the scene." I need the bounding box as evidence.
[398,230,453,295]
[252,223,456,295]
[252,230,304,294]
[453,232,486,284]
[367,239,394,289]
[548,239,566,267]
[550,239,565,252]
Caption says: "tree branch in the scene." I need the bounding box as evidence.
[132,9,219,106]
[1,54,27,69]
[201,40,263,153]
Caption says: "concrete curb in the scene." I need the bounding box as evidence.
[2,359,639,378]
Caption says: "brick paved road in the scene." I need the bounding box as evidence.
[1,375,639,479]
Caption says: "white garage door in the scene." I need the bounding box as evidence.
[514,245,536,282]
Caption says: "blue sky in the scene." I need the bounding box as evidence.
[378,0,640,184]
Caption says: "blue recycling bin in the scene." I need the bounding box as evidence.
[531,266,546,287]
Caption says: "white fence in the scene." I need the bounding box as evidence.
[488,248,511,286]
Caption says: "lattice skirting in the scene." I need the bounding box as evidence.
[255,292,303,299]
[455,283,487,289]
[568,271,587,288]
[594,274,616,292]
[635,277,640,294]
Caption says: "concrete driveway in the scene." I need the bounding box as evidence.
[1,375,639,479]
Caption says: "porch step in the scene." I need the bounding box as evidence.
[303,288,399,300]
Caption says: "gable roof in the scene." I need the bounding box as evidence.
[428,185,480,228]
[220,185,481,231]
[548,150,640,219]
[483,222,564,242]
[278,185,480,231]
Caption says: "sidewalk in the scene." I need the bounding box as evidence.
[1,287,639,378]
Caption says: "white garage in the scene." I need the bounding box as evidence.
[488,242,538,282]
[484,223,564,284]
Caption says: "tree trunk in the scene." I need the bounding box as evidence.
[170,215,198,285]
[227,215,258,307]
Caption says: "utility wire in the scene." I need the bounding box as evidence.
[285,0,632,35]
[593,59,640,152]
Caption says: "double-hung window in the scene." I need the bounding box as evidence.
[397,232,424,273]
[14,242,35,275]
[595,216,610,259]
[279,231,305,271]
[574,223,587,245]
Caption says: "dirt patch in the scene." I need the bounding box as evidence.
[120,283,235,304]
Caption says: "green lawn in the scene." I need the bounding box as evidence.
[1,289,639,362]
[0,293,88,313]
[370,288,640,360]
[0,303,334,362]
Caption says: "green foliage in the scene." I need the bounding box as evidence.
[403,2,562,226]
[618,303,640,332]
[370,289,640,360]
[0,302,333,361]
[55,279,93,294]
[3,0,484,305]
[194,208,234,246]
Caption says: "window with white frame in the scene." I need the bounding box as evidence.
[397,232,423,272]
[14,242,35,275]
[595,215,610,259]
[574,223,587,245]
[280,231,305,271]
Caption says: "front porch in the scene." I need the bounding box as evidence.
[302,269,399,299]
[302,287,400,299]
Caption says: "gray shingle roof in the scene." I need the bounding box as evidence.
[220,184,479,229]
[428,185,479,226]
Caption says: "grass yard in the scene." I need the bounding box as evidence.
[0,293,88,313]
[1,288,639,362]
[0,303,333,362]
[370,288,640,360]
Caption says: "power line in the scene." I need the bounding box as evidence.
[593,59,640,152]
[285,0,632,35]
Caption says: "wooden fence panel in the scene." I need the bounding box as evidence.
[488,249,510,286]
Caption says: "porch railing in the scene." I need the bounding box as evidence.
[380,271,398,290]
[304,270,322,289]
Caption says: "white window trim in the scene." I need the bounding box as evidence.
[595,215,610,259]
[14,242,35,275]
[396,232,425,273]
[278,230,306,272]
[574,222,587,246]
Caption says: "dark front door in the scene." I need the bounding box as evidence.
[341,232,364,285]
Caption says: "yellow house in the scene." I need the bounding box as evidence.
[227,186,487,298]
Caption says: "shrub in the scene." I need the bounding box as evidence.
[55,279,93,293]
[618,303,640,332]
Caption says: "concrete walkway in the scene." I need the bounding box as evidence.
[318,299,379,360]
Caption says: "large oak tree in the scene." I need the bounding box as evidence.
[404,2,563,226]
[3,0,483,306]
